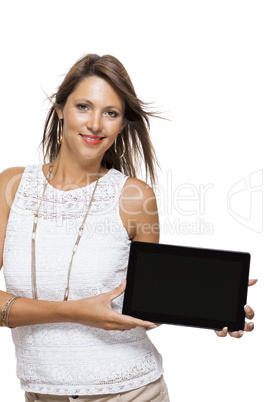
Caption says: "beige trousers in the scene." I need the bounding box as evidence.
[25,376,170,402]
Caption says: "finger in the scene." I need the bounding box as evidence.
[146,323,162,331]
[114,311,157,330]
[215,327,228,337]
[228,330,244,338]
[120,323,157,331]
[244,305,255,320]
[244,321,254,332]
[248,279,258,286]
[106,278,127,302]
[123,314,157,329]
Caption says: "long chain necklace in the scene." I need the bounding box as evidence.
[31,161,102,301]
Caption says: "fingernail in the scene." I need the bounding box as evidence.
[244,305,251,312]
[121,278,126,285]
[147,325,157,329]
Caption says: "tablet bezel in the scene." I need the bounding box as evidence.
[122,241,250,331]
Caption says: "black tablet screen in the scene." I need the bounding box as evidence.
[123,241,250,331]
[132,252,241,322]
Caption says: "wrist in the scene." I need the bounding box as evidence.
[1,296,21,328]
[7,298,74,327]
[57,300,76,323]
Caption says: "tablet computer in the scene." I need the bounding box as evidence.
[122,241,250,331]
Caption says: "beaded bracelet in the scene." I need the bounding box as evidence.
[1,296,21,328]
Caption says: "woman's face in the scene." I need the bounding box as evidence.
[57,75,125,162]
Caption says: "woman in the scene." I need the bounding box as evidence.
[0,54,255,402]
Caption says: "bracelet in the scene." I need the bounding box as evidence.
[5,296,21,328]
[1,296,21,328]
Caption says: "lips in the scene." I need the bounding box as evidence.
[79,133,105,145]
[80,134,104,140]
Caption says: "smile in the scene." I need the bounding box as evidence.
[79,134,105,145]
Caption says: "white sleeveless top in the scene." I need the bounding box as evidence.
[3,163,163,396]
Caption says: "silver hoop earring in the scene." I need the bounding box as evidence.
[57,119,63,145]
[114,134,125,158]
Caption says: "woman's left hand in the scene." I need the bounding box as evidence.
[215,279,257,338]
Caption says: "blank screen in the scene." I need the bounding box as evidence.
[131,252,241,322]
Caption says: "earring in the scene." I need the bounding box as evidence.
[57,119,63,145]
[114,133,125,158]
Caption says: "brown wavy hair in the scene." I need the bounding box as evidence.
[39,54,161,188]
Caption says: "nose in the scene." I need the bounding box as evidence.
[87,111,102,133]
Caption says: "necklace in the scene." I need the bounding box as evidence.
[31,161,102,301]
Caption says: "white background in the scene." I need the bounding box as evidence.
[0,1,267,400]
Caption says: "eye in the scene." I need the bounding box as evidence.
[76,104,89,111]
[105,111,118,118]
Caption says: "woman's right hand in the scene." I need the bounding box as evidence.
[1,279,157,330]
[65,278,157,331]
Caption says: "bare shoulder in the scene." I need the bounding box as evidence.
[0,166,25,180]
[0,166,25,211]
[120,177,159,242]
[0,166,25,270]
[120,177,157,214]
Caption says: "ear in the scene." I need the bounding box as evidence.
[56,107,64,120]
[120,121,127,132]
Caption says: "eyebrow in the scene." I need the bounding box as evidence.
[75,98,123,112]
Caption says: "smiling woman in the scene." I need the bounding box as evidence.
[0,53,256,402]
[0,53,170,402]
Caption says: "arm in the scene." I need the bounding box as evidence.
[0,167,62,328]
[119,177,162,330]
[3,279,158,330]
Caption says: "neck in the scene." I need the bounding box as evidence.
[50,151,103,188]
